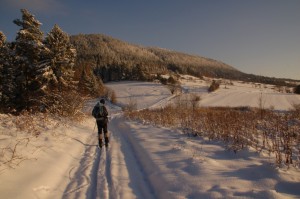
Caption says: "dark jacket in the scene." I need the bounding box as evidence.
[92,102,108,123]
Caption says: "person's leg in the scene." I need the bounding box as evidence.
[103,123,109,147]
[98,132,103,147]
[97,120,103,147]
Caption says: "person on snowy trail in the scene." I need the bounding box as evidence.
[92,98,109,148]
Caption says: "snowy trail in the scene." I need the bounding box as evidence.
[91,113,159,199]
[60,112,157,199]
[62,140,96,198]
[74,105,174,199]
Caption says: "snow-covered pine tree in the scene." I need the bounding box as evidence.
[41,24,81,116]
[0,31,6,107]
[0,31,17,112]
[44,24,76,91]
[13,9,50,111]
[77,64,104,96]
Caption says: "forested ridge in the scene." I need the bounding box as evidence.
[70,34,297,86]
[70,34,240,82]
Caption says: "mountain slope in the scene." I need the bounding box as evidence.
[70,34,242,82]
[147,47,236,70]
[70,34,297,86]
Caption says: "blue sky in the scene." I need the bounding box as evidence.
[0,0,299,80]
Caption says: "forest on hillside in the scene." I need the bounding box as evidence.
[70,34,297,86]
[70,34,242,82]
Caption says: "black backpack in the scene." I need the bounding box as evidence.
[92,104,106,119]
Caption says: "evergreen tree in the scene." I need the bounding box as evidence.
[13,9,49,110]
[44,24,76,91]
[0,31,16,112]
[78,64,104,96]
[0,31,6,108]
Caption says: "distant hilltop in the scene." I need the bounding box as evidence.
[70,34,298,86]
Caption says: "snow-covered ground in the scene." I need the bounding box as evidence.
[106,81,172,110]
[178,76,300,111]
[107,79,300,111]
[0,79,300,199]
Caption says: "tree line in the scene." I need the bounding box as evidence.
[0,9,104,115]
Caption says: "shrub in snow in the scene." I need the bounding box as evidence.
[167,76,178,85]
[208,80,220,92]
[106,88,117,104]
[45,90,85,119]
[122,97,137,112]
[168,84,182,94]
[294,85,300,94]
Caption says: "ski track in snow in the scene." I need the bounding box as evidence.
[59,105,174,198]
[60,113,158,199]
[62,133,98,199]
[96,114,157,199]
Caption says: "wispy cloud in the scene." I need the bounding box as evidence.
[3,0,66,15]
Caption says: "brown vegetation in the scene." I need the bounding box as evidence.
[294,85,300,94]
[208,80,220,92]
[125,104,300,168]
[0,112,65,172]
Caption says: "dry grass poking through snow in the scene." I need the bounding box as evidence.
[0,111,85,173]
[125,104,300,169]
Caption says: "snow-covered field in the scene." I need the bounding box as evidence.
[106,81,172,110]
[0,79,300,199]
[179,76,300,111]
[107,79,300,111]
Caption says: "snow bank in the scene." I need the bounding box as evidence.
[0,114,98,199]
